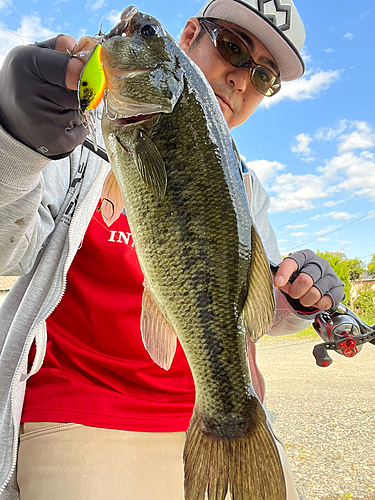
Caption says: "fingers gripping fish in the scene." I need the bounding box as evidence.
[73,6,286,499]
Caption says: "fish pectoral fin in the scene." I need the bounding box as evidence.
[243,226,275,342]
[134,129,167,199]
[141,286,177,370]
[99,170,124,226]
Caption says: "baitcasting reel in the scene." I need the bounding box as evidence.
[312,303,375,367]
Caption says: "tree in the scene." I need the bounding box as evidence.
[367,253,375,278]
[316,251,365,306]
[353,283,375,325]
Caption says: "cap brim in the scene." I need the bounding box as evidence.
[197,0,305,81]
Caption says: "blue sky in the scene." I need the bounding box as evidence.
[1,0,374,263]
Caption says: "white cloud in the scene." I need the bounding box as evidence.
[337,121,375,153]
[312,211,358,220]
[300,46,313,64]
[317,237,330,242]
[269,173,327,213]
[0,0,11,8]
[86,0,106,11]
[339,240,351,245]
[261,69,341,108]
[290,231,309,237]
[242,158,285,185]
[286,224,308,229]
[291,133,313,155]
[0,15,55,66]
[318,151,375,196]
[343,33,354,40]
[314,120,375,154]
[251,120,375,216]
[315,225,336,237]
[315,120,348,141]
[105,9,122,26]
[324,48,334,53]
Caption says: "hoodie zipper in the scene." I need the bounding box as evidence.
[0,159,109,496]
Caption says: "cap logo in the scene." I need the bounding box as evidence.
[257,0,291,31]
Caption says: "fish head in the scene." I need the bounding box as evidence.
[101,6,184,129]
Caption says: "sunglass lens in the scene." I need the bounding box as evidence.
[252,66,281,96]
[216,31,250,67]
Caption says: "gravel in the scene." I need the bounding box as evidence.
[257,336,375,500]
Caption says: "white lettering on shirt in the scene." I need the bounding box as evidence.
[108,231,133,246]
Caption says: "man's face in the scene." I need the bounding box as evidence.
[180,18,279,129]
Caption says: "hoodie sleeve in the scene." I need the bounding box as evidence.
[0,125,70,276]
[244,169,314,336]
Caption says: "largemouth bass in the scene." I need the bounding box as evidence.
[74,6,286,499]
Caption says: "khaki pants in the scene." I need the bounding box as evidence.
[18,422,300,500]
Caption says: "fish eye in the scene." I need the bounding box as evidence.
[140,24,157,37]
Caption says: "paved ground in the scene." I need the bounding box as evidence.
[0,290,9,306]
[257,336,375,500]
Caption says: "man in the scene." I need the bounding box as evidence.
[0,0,344,499]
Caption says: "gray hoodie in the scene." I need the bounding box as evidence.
[0,124,311,499]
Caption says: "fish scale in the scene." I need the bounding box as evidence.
[76,5,286,499]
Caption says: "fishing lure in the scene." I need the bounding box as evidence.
[74,41,107,149]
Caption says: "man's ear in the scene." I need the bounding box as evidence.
[179,18,201,52]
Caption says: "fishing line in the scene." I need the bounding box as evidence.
[273,186,375,230]
[280,211,375,253]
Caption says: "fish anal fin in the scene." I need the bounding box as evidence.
[184,406,286,500]
[243,226,275,342]
[99,170,124,226]
[141,286,177,370]
[134,129,167,199]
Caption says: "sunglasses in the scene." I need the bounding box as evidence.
[198,19,281,97]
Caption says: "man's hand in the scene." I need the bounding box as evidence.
[0,35,87,159]
[274,249,345,311]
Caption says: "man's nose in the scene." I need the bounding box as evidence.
[226,67,250,92]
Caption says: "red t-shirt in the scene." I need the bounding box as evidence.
[22,205,195,431]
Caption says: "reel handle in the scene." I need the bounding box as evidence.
[313,343,333,367]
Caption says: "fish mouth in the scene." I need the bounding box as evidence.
[103,91,172,123]
[115,113,158,126]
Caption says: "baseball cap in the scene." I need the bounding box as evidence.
[196,0,305,81]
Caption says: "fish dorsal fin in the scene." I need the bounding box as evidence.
[134,129,167,198]
[99,170,124,227]
[141,285,177,370]
[243,226,275,342]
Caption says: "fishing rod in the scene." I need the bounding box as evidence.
[269,262,375,367]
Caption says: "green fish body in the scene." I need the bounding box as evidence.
[81,6,286,499]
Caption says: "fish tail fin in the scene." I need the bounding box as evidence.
[183,408,286,500]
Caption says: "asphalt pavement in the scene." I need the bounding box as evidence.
[257,336,375,500]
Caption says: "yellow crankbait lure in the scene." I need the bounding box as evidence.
[78,43,107,149]
[78,44,107,114]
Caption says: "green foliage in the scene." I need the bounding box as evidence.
[353,283,375,325]
[367,253,375,278]
[316,251,365,306]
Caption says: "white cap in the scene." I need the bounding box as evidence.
[196,0,305,81]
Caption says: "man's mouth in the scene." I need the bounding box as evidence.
[215,94,232,112]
